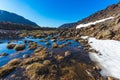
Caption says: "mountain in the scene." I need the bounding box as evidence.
[74,2,120,40]
[59,2,120,28]
[59,22,77,28]
[0,10,38,26]
[77,2,120,24]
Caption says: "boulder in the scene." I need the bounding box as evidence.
[14,44,26,51]
[52,43,58,48]
[28,42,37,50]
[7,44,16,49]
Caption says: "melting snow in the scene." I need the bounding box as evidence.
[88,38,120,79]
[76,17,114,29]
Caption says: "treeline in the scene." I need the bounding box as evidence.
[0,22,40,30]
[0,22,57,30]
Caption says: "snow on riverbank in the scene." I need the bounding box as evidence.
[88,38,120,79]
[76,17,114,29]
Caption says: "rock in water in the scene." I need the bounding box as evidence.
[23,54,29,58]
[51,39,56,42]
[45,42,50,45]
[28,42,37,50]
[14,44,26,51]
[0,53,9,56]
[52,43,58,48]
[7,44,16,49]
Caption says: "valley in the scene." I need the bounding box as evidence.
[0,1,120,80]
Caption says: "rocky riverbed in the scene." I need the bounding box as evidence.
[0,29,116,80]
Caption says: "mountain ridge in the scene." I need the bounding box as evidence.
[59,2,120,28]
[0,10,38,26]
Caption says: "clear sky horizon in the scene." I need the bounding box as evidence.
[0,0,119,27]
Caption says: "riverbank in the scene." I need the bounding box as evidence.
[0,29,117,80]
[0,31,102,80]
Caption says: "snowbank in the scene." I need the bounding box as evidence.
[76,17,114,29]
[88,38,120,79]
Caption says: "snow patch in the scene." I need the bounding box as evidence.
[76,17,114,29]
[88,38,120,79]
[81,36,89,39]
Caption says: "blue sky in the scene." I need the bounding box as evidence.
[0,0,119,27]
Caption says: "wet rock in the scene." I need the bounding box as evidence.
[51,39,56,42]
[7,43,16,49]
[65,51,71,57]
[45,42,50,45]
[23,54,29,58]
[0,53,9,56]
[39,39,44,42]
[24,40,28,43]
[29,42,37,50]
[34,47,43,53]
[52,43,58,48]
[14,44,26,51]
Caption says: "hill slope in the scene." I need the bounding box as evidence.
[59,2,120,28]
[77,2,120,24]
[59,22,77,28]
[0,10,38,26]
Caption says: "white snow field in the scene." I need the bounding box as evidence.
[76,17,114,29]
[88,38,120,79]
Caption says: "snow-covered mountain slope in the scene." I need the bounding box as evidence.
[59,2,120,28]
[76,17,114,29]
[88,38,120,79]
[77,2,120,25]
